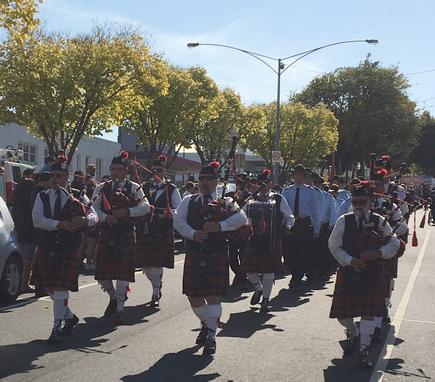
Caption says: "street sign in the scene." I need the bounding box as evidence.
[272,150,281,163]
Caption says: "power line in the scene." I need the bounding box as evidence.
[405,69,435,76]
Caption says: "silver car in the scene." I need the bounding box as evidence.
[0,196,22,302]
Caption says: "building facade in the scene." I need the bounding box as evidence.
[0,123,121,180]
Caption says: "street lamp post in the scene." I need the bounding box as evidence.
[187,39,378,184]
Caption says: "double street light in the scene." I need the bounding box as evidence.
[187,39,379,184]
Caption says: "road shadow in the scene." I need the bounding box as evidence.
[0,302,159,379]
[268,287,311,313]
[121,345,219,382]
[217,308,283,339]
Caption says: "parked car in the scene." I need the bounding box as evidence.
[0,195,22,302]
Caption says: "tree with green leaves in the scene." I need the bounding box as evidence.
[409,111,435,176]
[242,102,339,182]
[0,26,153,162]
[293,59,420,174]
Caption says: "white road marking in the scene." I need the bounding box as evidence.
[0,259,186,311]
[402,318,435,325]
[370,230,431,382]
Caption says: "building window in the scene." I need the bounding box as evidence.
[96,158,103,180]
[76,154,81,172]
[85,155,91,168]
[44,148,49,159]
[18,142,38,164]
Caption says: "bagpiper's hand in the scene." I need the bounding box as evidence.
[105,215,118,225]
[360,249,382,261]
[193,230,208,243]
[350,258,366,271]
[203,221,221,233]
[57,220,75,232]
[112,208,128,219]
[284,225,293,235]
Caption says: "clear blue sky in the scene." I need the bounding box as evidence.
[39,0,435,142]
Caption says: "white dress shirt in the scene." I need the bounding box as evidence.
[328,212,400,267]
[173,191,248,241]
[91,179,150,223]
[33,188,98,231]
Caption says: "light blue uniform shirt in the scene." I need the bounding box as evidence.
[282,184,321,234]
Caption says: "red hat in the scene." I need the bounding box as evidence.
[153,154,167,168]
[111,151,129,166]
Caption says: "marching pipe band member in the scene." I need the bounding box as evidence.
[328,181,400,368]
[281,164,321,292]
[173,163,248,355]
[92,151,150,323]
[32,154,98,344]
[136,155,182,307]
[241,169,295,313]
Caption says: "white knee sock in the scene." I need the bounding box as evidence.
[115,280,129,312]
[359,319,375,350]
[337,318,359,337]
[205,304,222,340]
[192,304,208,324]
[99,280,115,299]
[374,316,383,329]
[262,273,275,299]
[53,290,69,323]
[247,273,262,291]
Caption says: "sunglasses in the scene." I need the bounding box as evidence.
[352,199,369,207]
[199,176,216,182]
[50,173,64,179]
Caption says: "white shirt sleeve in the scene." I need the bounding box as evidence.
[32,192,60,231]
[128,183,150,217]
[86,205,99,227]
[219,198,248,232]
[171,187,182,209]
[279,196,295,227]
[91,184,108,223]
[173,195,196,240]
[328,215,354,267]
[378,216,401,260]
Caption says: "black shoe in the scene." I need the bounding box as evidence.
[47,321,62,345]
[150,291,162,307]
[60,315,79,336]
[250,290,263,305]
[203,332,216,355]
[343,330,358,356]
[372,327,383,344]
[104,299,117,318]
[260,298,271,313]
[359,347,373,369]
[196,322,208,346]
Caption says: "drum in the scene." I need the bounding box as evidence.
[246,200,278,248]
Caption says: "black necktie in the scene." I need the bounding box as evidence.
[203,193,211,209]
[53,190,62,220]
[357,217,364,233]
[294,187,300,217]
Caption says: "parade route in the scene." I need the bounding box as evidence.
[1,218,434,382]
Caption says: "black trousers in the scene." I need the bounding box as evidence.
[283,218,314,284]
[228,241,247,281]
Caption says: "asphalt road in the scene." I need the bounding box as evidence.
[1,213,434,382]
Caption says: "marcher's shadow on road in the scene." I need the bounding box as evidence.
[268,287,310,313]
[121,345,219,382]
[0,304,158,380]
[218,309,283,339]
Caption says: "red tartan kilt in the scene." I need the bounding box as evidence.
[229,222,253,244]
[330,265,387,319]
[95,230,136,282]
[241,238,284,274]
[182,247,229,297]
[135,232,175,269]
[30,247,80,291]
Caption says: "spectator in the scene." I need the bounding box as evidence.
[71,170,85,192]
[182,181,195,198]
[39,156,55,173]
[12,171,36,293]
